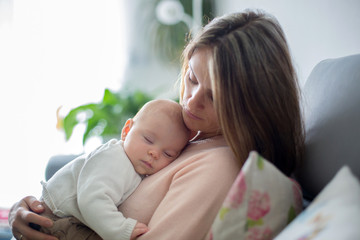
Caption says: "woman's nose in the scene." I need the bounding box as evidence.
[148,150,159,160]
[188,88,205,110]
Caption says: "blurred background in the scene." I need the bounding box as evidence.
[0,0,359,215]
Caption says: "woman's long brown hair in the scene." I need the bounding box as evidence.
[180,9,305,176]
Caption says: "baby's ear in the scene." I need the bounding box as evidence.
[121,119,133,140]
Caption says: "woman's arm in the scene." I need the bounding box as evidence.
[138,148,240,240]
[8,196,58,240]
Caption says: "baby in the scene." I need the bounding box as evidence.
[39,99,190,240]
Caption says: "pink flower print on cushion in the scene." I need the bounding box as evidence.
[247,190,271,221]
[261,227,272,240]
[246,227,272,240]
[224,170,247,209]
[246,227,261,240]
[218,170,247,220]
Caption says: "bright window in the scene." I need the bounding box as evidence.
[0,0,126,207]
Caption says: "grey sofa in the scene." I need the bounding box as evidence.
[296,53,360,201]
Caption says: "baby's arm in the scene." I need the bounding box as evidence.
[77,141,142,239]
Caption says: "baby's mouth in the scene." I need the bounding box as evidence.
[141,160,153,169]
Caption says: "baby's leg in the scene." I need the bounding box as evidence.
[65,217,102,240]
[37,204,101,240]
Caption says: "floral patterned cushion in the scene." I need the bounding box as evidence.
[275,166,360,240]
[209,151,303,240]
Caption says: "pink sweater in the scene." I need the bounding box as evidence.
[118,135,240,240]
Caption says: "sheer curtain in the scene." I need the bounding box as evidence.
[0,0,126,207]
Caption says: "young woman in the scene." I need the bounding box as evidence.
[9,9,304,240]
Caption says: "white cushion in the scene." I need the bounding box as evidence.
[275,166,360,240]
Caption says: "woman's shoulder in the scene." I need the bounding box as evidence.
[186,135,229,150]
[176,135,239,172]
[187,135,234,156]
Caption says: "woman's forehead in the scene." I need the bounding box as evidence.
[189,49,213,88]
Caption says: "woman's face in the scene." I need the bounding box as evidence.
[181,48,220,137]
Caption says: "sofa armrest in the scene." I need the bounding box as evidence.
[45,154,80,181]
[296,54,360,200]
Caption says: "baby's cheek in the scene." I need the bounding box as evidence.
[158,160,170,170]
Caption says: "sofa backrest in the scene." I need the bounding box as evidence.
[296,54,360,200]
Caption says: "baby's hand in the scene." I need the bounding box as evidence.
[130,222,149,240]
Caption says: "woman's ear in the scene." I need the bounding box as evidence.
[121,119,133,141]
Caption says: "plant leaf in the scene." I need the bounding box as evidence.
[62,89,154,145]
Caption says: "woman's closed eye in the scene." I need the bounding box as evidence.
[207,92,213,102]
[187,70,198,85]
[188,75,197,85]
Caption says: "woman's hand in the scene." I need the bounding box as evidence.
[130,222,149,240]
[8,196,58,240]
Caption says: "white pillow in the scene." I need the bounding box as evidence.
[275,166,360,239]
[209,151,303,240]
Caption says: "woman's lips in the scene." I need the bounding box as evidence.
[184,107,202,120]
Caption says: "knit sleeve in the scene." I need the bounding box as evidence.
[137,147,240,240]
[77,140,141,240]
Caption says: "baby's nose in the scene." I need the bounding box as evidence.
[148,150,159,160]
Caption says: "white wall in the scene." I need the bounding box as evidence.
[216,0,360,86]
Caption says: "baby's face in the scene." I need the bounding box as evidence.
[123,113,189,175]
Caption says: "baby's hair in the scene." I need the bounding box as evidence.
[134,99,190,136]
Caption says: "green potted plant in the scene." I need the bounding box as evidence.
[58,89,153,145]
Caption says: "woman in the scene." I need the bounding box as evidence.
[9,9,304,240]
